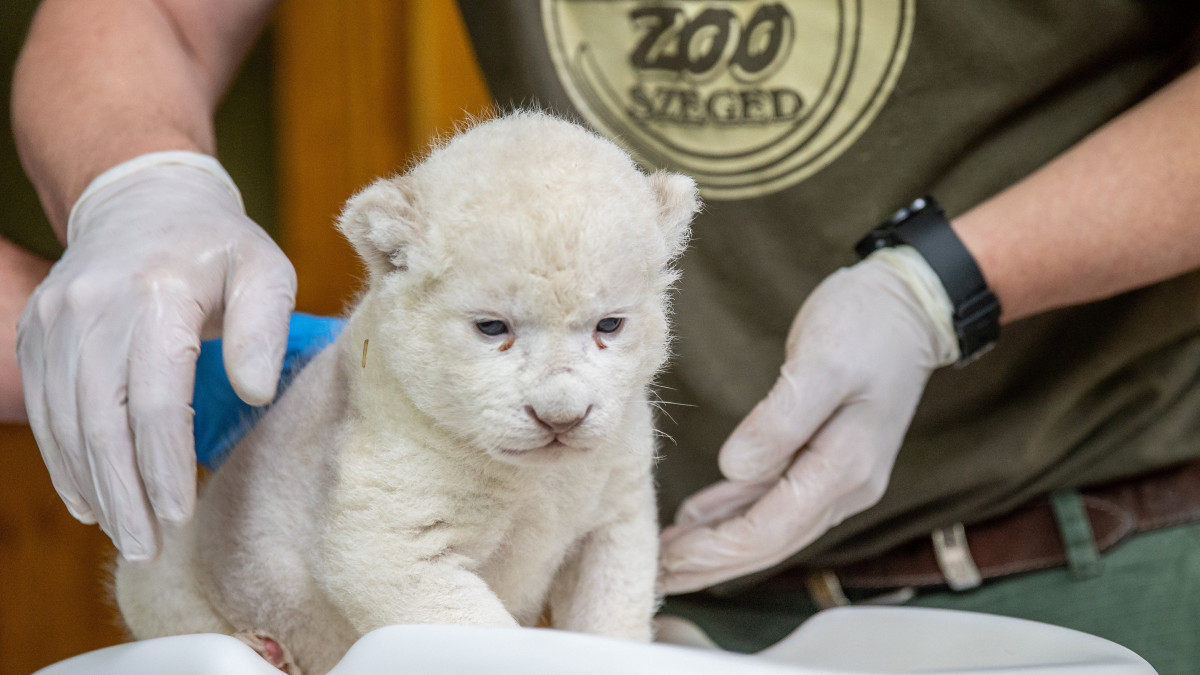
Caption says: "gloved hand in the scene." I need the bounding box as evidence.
[16,151,297,561]
[659,246,961,594]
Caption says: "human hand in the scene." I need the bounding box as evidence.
[659,247,960,594]
[16,152,297,561]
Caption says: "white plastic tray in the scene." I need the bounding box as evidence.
[35,607,1157,675]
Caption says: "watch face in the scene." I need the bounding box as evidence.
[542,0,915,200]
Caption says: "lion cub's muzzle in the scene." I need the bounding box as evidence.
[525,403,592,435]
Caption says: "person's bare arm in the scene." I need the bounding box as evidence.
[12,0,280,235]
[955,63,1200,324]
[0,237,52,423]
[11,0,295,560]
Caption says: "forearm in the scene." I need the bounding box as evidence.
[0,237,52,423]
[11,0,278,237]
[953,63,1200,324]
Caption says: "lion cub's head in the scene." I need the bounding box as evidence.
[338,112,699,465]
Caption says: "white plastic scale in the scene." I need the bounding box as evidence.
[36,607,1156,675]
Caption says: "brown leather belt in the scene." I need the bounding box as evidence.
[790,458,1200,598]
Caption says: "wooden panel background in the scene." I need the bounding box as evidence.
[0,425,126,675]
[277,0,491,315]
[0,3,488,673]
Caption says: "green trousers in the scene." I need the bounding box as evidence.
[663,520,1200,675]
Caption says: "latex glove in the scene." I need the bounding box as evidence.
[659,246,961,594]
[16,151,297,561]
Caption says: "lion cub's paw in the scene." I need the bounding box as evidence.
[233,629,303,675]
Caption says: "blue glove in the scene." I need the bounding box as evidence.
[193,312,345,468]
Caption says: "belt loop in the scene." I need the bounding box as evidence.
[1050,490,1103,580]
[932,522,982,591]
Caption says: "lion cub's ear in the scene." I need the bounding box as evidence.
[648,171,700,263]
[337,175,423,279]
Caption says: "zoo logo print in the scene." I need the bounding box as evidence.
[543,0,914,200]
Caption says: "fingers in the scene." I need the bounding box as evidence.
[16,289,97,524]
[665,479,772,538]
[661,407,889,595]
[23,268,208,560]
[717,365,843,483]
[128,294,205,526]
[77,314,159,560]
[661,482,831,595]
[660,467,838,594]
[221,239,297,406]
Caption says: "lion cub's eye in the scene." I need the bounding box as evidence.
[475,320,509,336]
[596,317,623,334]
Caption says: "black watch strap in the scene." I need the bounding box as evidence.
[855,196,1001,363]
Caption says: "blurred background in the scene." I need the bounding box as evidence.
[0,2,490,672]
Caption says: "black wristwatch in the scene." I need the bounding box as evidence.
[855,196,1001,364]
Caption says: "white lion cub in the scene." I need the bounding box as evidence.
[114,111,699,674]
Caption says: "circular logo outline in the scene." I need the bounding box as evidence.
[543,0,915,200]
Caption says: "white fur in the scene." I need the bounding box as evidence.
[114,111,700,675]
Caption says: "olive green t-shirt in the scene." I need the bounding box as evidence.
[460,1,1200,568]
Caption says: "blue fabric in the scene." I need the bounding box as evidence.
[192,312,346,468]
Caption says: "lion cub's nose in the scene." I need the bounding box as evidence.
[526,405,592,435]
